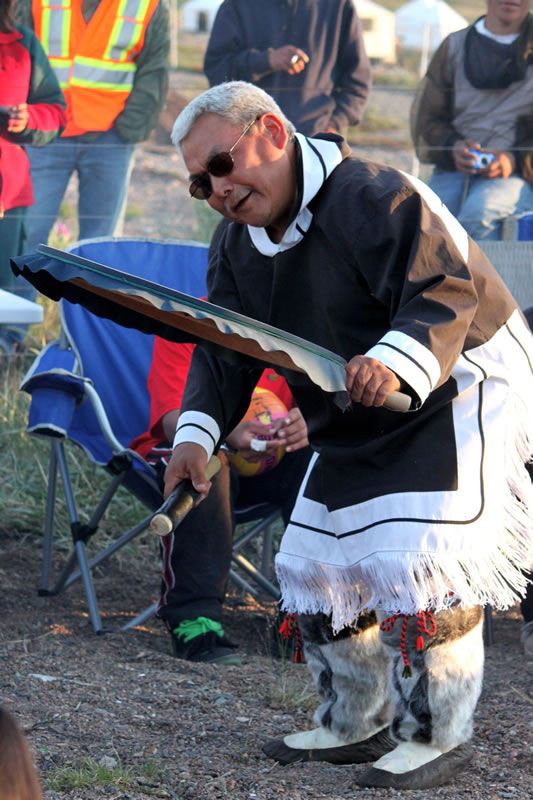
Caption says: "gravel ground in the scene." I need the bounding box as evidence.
[5,76,532,799]
[0,535,531,800]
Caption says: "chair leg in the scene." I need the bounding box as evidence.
[62,512,154,590]
[40,441,60,594]
[228,567,261,598]
[44,441,104,633]
[232,553,281,600]
[260,524,274,580]
[75,540,104,634]
[120,601,158,632]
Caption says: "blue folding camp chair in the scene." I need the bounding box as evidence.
[21,237,280,634]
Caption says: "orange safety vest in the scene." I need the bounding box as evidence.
[32,0,159,136]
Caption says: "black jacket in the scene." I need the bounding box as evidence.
[204,0,371,136]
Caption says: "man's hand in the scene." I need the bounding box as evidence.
[483,150,515,179]
[345,355,401,407]
[163,442,211,502]
[269,407,309,452]
[225,419,282,463]
[7,104,29,133]
[268,45,309,74]
[452,139,481,173]
[452,140,515,179]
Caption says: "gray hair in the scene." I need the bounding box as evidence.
[171,81,296,156]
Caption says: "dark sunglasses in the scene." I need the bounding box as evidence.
[189,117,258,200]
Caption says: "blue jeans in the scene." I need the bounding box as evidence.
[25,128,135,251]
[429,170,533,240]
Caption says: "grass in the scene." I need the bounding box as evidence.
[46,757,160,791]
[0,346,151,554]
[264,666,316,713]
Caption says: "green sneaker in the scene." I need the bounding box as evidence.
[170,617,241,665]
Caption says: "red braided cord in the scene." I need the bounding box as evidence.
[380,611,438,678]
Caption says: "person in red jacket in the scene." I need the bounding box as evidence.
[130,336,311,665]
[0,0,65,352]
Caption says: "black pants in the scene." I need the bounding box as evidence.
[156,447,312,629]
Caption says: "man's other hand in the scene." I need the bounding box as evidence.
[163,443,210,502]
[7,103,29,133]
[345,355,401,408]
[452,139,481,173]
[483,150,515,179]
[270,407,309,452]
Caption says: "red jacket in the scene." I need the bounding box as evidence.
[0,24,66,213]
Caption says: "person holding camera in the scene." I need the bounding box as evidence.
[203,0,371,137]
[0,0,65,353]
[411,0,533,240]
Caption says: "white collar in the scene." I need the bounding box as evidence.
[475,18,520,44]
[248,133,343,257]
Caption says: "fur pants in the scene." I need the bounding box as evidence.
[299,606,484,750]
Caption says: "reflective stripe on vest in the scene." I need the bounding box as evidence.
[37,0,153,90]
[40,0,70,58]
[48,59,71,89]
[104,0,152,60]
[70,55,136,92]
[33,0,159,133]
[40,0,71,88]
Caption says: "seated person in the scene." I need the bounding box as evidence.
[411,0,533,240]
[130,336,311,665]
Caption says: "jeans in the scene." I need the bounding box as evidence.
[429,170,533,240]
[0,206,27,351]
[0,206,26,291]
[25,128,135,251]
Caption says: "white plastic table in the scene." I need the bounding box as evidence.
[0,289,43,324]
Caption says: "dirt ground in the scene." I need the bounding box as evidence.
[2,80,532,799]
[0,531,532,800]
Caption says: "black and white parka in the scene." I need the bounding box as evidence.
[175,135,533,630]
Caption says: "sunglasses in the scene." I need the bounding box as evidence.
[189,117,258,201]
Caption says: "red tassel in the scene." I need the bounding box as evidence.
[294,645,305,664]
[416,635,425,651]
[278,618,292,639]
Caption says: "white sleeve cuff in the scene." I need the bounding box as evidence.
[172,411,220,460]
[366,331,441,404]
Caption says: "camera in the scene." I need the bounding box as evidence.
[469,150,495,170]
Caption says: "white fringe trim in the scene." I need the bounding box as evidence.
[277,385,533,633]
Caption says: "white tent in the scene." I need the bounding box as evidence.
[395,0,468,52]
[356,0,396,63]
[181,0,222,34]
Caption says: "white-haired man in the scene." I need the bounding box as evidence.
[164,81,533,789]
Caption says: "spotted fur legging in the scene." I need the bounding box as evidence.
[298,606,484,751]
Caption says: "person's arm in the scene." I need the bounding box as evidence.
[410,37,460,170]
[204,1,273,85]
[3,28,66,146]
[329,1,372,132]
[12,0,32,27]
[331,181,485,408]
[114,0,170,143]
[144,339,195,445]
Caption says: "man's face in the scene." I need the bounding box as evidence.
[181,113,295,234]
[486,0,530,29]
